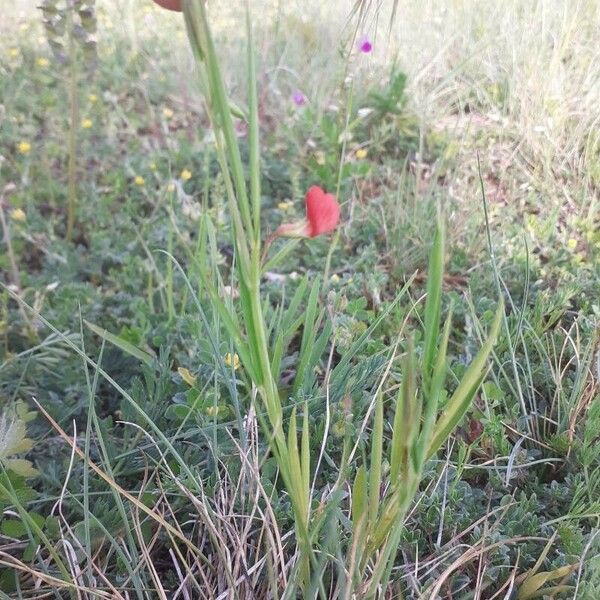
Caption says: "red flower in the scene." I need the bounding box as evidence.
[151,0,182,11]
[305,185,340,237]
[275,186,341,239]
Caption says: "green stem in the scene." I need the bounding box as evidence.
[66,3,78,242]
[323,81,354,289]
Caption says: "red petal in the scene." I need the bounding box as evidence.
[151,0,182,11]
[305,185,340,237]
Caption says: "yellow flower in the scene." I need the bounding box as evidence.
[180,169,192,181]
[18,141,31,155]
[355,148,368,159]
[177,367,197,387]
[8,48,20,58]
[224,352,240,370]
[134,175,145,186]
[330,273,340,283]
[36,57,50,67]
[162,107,174,119]
[567,238,577,250]
[81,118,93,129]
[88,93,98,103]
[167,182,176,193]
[10,208,26,222]
[277,200,294,211]
[315,151,326,165]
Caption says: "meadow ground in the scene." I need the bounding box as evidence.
[0,0,599,597]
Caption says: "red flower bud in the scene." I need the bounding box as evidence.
[304,185,340,237]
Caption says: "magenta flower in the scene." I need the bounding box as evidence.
[358,36,372,54]
[292,90,307,106]
[292,90,307,107]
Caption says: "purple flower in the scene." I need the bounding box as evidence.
[292,90,307,107]
[358,36,372,54]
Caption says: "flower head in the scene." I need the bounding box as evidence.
[10,208,26,222]
[163,107,174,119]
[277,200,294,211]
[134,175,145,186]
[81,118,93,129]
[88,93,98,103]
[355,148,368,159]
[18,141,31,155]
[224,352,240,370]
[358,36,373,54]
[275,186,340,239]
[305,185,340,237]
[180,168,192,181]
[292,90,307,107]
[36,57,50,67]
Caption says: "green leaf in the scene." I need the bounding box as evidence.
[4,459,38,478]
[1,519,27,538]
[517,565,578,599]
[165,405,195,421]
[427,300,504,458]
[301,403,310,502]
[369,392,384,524]
[85,320,155,367]
[352,466,368,529]
[422,220,444,388]
[293,278,321,393]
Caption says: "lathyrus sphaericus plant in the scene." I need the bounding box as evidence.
[156,0,503,594]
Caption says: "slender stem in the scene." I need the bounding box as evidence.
[0,204,21,290]
[477,154,531,435]
[167,215,175,320]
[323,81,354,289]
[66,2,78,242]
[0,202,32,331]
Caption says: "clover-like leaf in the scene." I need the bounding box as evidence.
[0,413,38,478]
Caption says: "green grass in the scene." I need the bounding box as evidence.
[0,0,598,598]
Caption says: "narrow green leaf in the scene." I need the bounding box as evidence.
[301,402,310,501]
[84,321,155,367]
[287,407,306,519]
[427,300,504,458]
[416,307,452,467]
[368,392,384,524]
[389,377,405,485]
[293,278,321,393]
[351,466,368,529]
[246,7,261,243]
[423,220,444,388]
[390,342,417,485]
[271,277,308,378]
[517,565,578,599]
